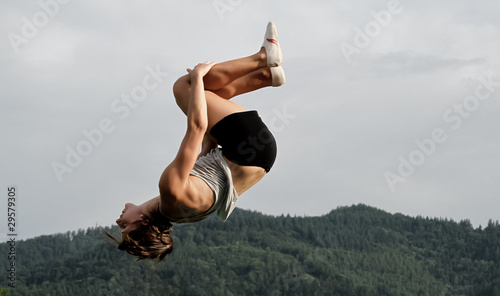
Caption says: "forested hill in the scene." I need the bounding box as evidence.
[1,204,500,296]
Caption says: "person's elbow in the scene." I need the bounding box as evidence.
[189,115,208,133]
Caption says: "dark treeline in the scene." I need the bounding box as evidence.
[1,204,500,296]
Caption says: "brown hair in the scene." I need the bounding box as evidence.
[104,219,174,262]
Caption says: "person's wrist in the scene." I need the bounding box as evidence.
[191,73,203,83]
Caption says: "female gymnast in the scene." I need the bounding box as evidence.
[108,22,285,262]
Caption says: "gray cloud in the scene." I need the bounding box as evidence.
[1,0,499,240]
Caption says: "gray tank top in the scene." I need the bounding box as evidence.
[163,148,239,223]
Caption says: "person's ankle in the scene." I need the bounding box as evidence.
[258,47,267,61]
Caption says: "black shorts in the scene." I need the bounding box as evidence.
[210,111,277,173]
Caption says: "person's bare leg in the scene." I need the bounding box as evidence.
[174,65,273,114]
[202,47,268,91]
[212,67,273,99]
[204,91,247,131]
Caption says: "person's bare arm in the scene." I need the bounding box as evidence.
[159,62,217,204]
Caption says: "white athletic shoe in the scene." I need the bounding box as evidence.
[270,65,286,87]
[262,21,282,67]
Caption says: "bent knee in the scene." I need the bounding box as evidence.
[173,75,191,111]
[173,75,190,98]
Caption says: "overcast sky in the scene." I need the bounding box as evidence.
[1,0,499,240]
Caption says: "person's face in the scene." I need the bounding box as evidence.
[116,203,144,236]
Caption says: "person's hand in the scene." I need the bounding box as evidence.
[186,61,217,79]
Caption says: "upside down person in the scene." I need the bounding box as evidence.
[107,22,286,262]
